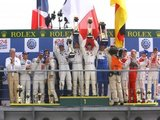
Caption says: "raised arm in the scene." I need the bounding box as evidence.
[92,40,99,55]
[81,39,87,55]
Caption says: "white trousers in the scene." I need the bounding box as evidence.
[33,74,45,103]
[20,74,31,103]
[85,64,96,96]
[72,64,84,96]
[121,71,129,102]
[48,72,58,102]
[136,71,146,101]
[59,65,72,91]
[147,69,159,101]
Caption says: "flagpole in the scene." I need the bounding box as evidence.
[37,0,40,29]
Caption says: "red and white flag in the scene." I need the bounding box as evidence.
[31,0,49,29]
[62,0,99,40]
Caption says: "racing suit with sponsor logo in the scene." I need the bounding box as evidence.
[32,58,45,103]
[96,50,109,96]
[54,46,72,95]
[136,56,149,102]
[81,39,99,96]
[44,57,58,103]
[121,55,130,102]
[128,57,138,103]
[20,59,31,103]
[147,53,160,102]
[70,48,84,96]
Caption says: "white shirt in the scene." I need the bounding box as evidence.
[5,57,21,71]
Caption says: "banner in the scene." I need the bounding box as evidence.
[139,38,153,52]
[53,38,68,52]
[0,38,10,53]
[24,38,39,52]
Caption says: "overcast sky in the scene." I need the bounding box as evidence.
[0,0,160,29]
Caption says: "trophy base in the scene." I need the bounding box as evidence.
[69,53,75,58]
[17,97,22,104]
[101,39,108,46]
[87,33,93,38]
[73,31,79,35]
[38,101,41,104]
[101,38,108,42]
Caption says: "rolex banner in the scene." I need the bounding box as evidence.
[0,29,160,102]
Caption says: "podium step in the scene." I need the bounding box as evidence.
[124,102,158,106]
[60,96,109,106]
[10,103,60,106]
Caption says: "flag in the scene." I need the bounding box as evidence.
[31,0,49,29]
[62,0,99,40]
[110,0,127,48]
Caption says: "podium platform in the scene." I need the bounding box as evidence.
[59,96,109,106]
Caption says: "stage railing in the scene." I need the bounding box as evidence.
[0,68,160,106]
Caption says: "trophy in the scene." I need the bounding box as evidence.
[37,82,42,104]
[87,17,93,38]
[67,37,75,58]
[26,93,30,104]
[49,94,54,104]
[99,22,108,44]
[73,17,79,35]
[17,84,23,103]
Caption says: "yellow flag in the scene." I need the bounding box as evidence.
[110,0,127,48]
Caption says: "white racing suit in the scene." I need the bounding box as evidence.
[20,59,31,103]
[32,58,45,103]
[136,57,149,102]
[44,58,58,103]
[54,47,72,96]
[121,56,130,102]
[147,54,160,102]
[70,48,84,96]
[81,40,99,96]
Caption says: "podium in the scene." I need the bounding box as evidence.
[60,96,110,106]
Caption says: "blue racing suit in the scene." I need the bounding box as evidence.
[97,51,109,96]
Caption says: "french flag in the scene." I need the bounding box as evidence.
[62,0,99,40]
[31,0,49,29]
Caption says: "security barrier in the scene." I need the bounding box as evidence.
[0,69,160,120]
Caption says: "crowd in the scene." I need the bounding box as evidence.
[3,19,160,105]
[4,38,160,105]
